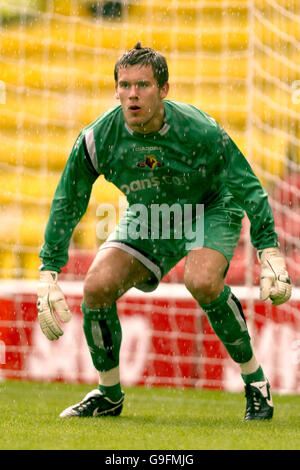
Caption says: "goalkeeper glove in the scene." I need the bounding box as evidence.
[37,271,72,340]
[258,247,292,306]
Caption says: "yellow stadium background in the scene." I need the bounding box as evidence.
[0,0,299,280]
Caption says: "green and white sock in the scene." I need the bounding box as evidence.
[81,301,122,376]
[98,383,122,402]
[97,365,122,401]
[199,286,253,364]
[241,365,266,385]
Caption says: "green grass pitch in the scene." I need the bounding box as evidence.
[0,380,300,450]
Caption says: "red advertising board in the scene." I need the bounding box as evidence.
[0,281,299,394]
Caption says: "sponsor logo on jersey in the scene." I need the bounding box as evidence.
[120,174,188,195]
[137,155,164,169]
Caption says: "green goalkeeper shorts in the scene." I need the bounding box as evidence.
[100,199,244,292]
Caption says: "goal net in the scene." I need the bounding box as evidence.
[0,0,299,392]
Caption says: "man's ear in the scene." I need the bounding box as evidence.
[115,83,119,100]
[160,82,169,100]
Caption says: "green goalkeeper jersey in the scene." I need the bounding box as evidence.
[40,100,278,272]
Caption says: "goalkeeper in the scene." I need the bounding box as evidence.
[37,43,291,421]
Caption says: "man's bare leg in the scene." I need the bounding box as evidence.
[183,248,272,420]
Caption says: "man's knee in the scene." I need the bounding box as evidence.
[83,264,127,309]
[184,273,224,304]
[83,247,151,309]
[184,248,227,304]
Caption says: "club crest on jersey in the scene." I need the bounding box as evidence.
[137,155,164,169]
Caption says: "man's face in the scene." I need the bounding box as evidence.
[115,64,169,134]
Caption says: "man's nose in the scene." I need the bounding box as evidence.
[129,85,138,97]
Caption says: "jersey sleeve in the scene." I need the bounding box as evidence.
[39,131,100,273]
[219,129,278,250]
